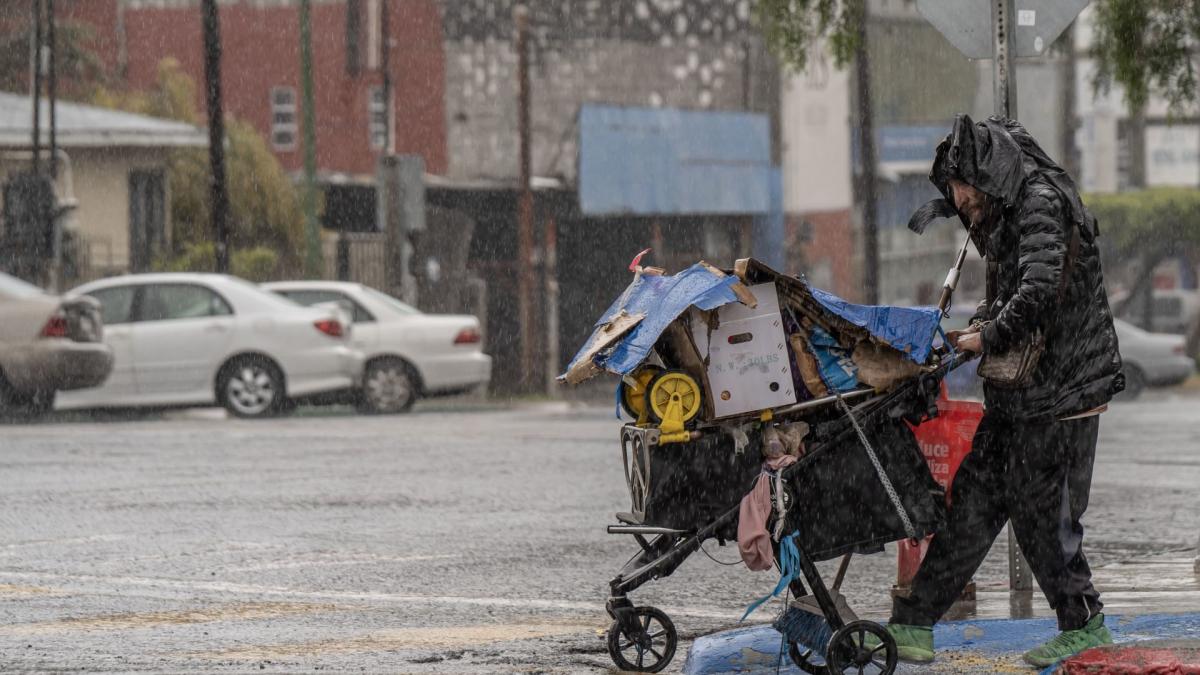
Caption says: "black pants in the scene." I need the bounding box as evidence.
[892,413,1102,631]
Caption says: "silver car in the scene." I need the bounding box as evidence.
[0,272,113,417]
[1114,318,1196,398]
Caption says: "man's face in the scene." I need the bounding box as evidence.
[948,178,989,227]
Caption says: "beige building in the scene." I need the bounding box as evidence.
[0,92,205,283]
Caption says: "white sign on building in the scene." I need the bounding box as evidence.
[1146,125,1200,187]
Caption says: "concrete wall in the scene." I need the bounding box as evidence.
[440,0,768,182]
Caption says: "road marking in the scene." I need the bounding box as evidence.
[0,570,746,621]
[220,553,460,573]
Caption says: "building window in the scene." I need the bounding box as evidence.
[369,86,389,150]
[270,86,298,151]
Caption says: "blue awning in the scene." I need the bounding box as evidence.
[578,104,772,216]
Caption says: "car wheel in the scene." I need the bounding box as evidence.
[218,357,285,419]
[1118,365,1146,401]
[359,359,418,414]
[0,371,54,421]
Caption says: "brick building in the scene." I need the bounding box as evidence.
[62,0,447,232]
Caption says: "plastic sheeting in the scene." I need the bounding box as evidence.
[810,288,942,363]
[564,264,740,378]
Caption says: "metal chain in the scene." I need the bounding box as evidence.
[836,395,917,540]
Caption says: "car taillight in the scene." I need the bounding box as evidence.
[39,314,68,338]
[1173,344,1187,356]
[314,319,343,338]
[454,327,482,345]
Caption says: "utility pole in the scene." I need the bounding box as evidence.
[47,0,56,181]
[854,0,879,305]
[200,0,231,273]
[299,0,322,277]
[30,0,42,176]
[380,0,392,154]
[514,5,536,393]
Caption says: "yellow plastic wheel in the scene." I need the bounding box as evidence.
[620,365,662,420]
[645,370,702,424]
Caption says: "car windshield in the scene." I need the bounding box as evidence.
[0,273,46,299]
[361,286,421,315]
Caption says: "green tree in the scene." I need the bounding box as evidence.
[754,0,863,72]
[1090,0,1200,112]
[94,60,306,276]
[0,6,109,97]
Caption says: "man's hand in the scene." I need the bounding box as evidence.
[956,331,983,354]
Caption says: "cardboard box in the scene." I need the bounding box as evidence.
[691,282,797,418]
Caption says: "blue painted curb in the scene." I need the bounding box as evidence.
[683,613,1200,674]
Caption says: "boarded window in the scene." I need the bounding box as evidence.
[128,169,165,273]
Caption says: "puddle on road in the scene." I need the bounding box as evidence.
[197,620,603,659]
[0,601,338,635]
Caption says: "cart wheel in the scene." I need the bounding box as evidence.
[620,365,663,420]
[606,606,677,673]
[825,621,897,675]
[787,641,827,674]
[644,370,702,424]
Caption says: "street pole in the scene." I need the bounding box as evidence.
[514,5,536,393]
[299,0,322,278]
[380,0,392,155]
[200,0,231,274]
[854,0,879,305]
[992,0,1017,119]
[544,214,559,396]
[991,0,1034,593]
[30,0,42,176]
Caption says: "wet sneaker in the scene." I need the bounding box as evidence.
[862,624,935,663]
[1022,613,1113,668]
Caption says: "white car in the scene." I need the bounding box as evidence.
[1114,318,1196,398]
[60,273,364,418]
[0,272,113,418]
[263,281,492,413]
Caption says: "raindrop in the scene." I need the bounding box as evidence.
[687,51,700,72]
[700,90,713,107]
[675,14,688,36]
[635,0,650,20]
[649,92,664,107]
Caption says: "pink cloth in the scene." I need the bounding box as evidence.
[737,454,798,571]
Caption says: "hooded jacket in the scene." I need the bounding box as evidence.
[912,114,1124,421]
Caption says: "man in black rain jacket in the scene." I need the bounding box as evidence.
[878,115,1125,668]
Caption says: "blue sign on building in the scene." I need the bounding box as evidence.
[578,104,773,216]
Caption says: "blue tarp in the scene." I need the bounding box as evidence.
[810,288,942,363]
[562,264,942,381]
[564,264,739,378]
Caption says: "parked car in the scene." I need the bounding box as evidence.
[942,306,1195,401]
[1113,318,1196,398]
[0,272,113,417]
[59,273,364,418]
[1112,288,1200,335]
[263,281,492,413]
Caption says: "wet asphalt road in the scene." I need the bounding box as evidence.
[1,391,1198,673]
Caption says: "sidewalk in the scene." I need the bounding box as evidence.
[683,554,1200,673]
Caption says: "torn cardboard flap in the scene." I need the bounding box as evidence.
[561,310,645,385]
[699,260,758,308]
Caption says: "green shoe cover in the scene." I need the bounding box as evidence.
[1022,613,1114,668]
[863,623,935,664]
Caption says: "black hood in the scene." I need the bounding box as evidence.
[908,114,1093,240]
